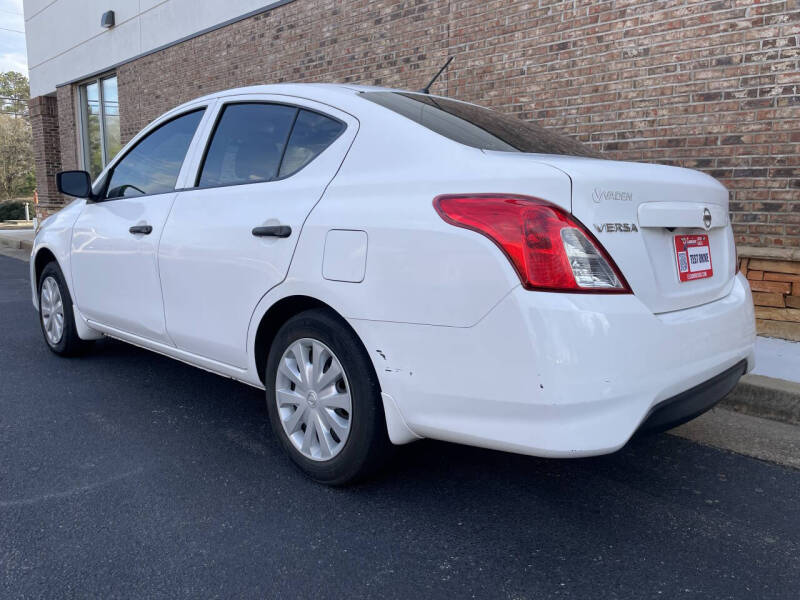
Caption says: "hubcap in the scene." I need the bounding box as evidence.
[40,276,64,346]
[275,338,352,461]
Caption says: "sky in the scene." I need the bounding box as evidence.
[0,0,27,75]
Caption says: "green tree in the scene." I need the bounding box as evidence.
[0,71,30,118]
[0,72,34,199]
[0,113,34,198]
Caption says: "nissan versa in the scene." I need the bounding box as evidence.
[31,84,756,484]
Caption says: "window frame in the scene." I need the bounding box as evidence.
[95,107,208,202]
[77,73,120,176]
[193,100,347,191]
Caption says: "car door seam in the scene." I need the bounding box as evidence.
[243,114,362,355]
[156,192,182,348]
[67,200,89,310]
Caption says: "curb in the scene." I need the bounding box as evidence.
[722,374,800,426]
[0,234,33,252]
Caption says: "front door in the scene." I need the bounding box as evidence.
[158,97,357,368]
[70,108,207,343]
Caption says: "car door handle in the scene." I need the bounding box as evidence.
[252,225,292,238]
[129,224,153,235]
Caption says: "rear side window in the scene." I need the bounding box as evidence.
[279,110,346,178]
[198,103,296,188]
[105,109,204,199]
[360,91,598,158]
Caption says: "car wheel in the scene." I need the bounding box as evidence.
[38,262,92,356]
[265,308,391,485]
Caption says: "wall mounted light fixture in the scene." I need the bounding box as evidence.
[101,10,115,28]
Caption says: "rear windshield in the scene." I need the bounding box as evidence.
[361,91,599,158]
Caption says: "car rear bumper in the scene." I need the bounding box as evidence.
[636,359,747,434]
[351,272,756,456]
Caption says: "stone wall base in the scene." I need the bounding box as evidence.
[739,247,800,342]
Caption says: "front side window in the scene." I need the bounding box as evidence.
[360,91,598,157]
[79,75,122,179]
[105,109,204,199]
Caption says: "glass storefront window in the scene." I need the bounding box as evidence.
[101,77,121,163]
[79,75,121,179]
[82,81,102,178]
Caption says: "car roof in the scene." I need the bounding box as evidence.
[179,82,395,106]
[169,82,481,121]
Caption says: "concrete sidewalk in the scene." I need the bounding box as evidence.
[720,335,800,426]
[751,335,800,384]
[0,228,34,251]
[672,405,800,469]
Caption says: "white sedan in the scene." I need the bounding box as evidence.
[32,83,756,484]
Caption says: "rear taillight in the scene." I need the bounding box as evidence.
[434,194,631,293]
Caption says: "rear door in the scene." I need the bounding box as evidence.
[158,94,357,368]
[70,107,208,342]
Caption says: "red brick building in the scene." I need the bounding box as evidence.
[24,0,800,338]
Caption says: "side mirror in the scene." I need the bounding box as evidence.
[56,170,93,199]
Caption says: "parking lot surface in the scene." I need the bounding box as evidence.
[1,255,799,599]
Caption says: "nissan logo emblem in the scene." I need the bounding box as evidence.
[703,208,712,230]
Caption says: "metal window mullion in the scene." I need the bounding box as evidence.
[97,78,108,166]
[78,85,90,172]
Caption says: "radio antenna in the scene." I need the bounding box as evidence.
[419,56,454,94]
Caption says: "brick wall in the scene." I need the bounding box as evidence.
[113,0,451,143]
[56,84,79,191]
[56,0,799,251]
[445,0,800,250]
[27,96,61,216]
[29,0,800,335]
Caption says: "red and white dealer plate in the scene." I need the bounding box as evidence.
[674,234,713,282]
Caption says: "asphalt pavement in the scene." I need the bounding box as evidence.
[1,254,799,599]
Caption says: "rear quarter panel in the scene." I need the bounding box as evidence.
[285,126,573,327]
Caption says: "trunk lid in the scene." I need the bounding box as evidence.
[522,155,736,313]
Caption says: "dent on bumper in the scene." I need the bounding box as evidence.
[352,273,756,457]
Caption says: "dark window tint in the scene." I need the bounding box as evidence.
[361,92,598,157]
[279,110,346,178]
[198,103,297,187]
[105,109,204,199]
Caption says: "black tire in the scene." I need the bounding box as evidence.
[265,308,391,485]
[37,261,93,356]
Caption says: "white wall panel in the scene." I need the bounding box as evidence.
[23,0,287,97]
